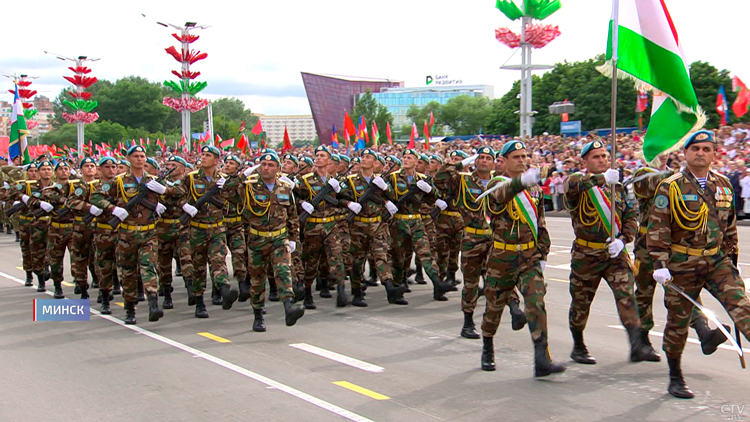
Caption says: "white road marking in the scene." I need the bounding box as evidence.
[607,325,750,354]
[290,343,384,373]
[0,271,375,422]
[547,264,571,270]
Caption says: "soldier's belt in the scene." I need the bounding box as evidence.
[334,214,346,221]
[223,216,242,224]
[158,218,181,224]
[440,211,461,217]
[393,214,421,220]
[20,215,34,221]
[249,227,287,237]
[420,214,431,219]
[354,216,381,223]
[120,223,156,231]
[307,216,336,223]
[465,227,492,236]
[575,238,607,249]
[671,244,720,257]
[74,217,84,222]
[639,226,648,234]
[50,222,73,229]
[190,221,223,229]
[36,216,50,221]
[96,223,115,230]
[493,241,535,251]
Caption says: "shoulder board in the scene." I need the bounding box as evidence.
[459,172,472,177]
[711,170,730,182]
[278,178,293,188]
[23,180,33,184]
[416,172,426,178]
[43,185,57,190]
[632,167,657,178]
[218,172,228,178]
[392,170,402,175]
[115,172,127,179]
[68,179,80,184]
[90,179,99,185]
[301,173,314,180]
[663,173,683,185]
[347,174,358,180]
[187,170,199,176]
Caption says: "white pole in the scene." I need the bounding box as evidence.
[75,58,84,158]
[609,0,620,238]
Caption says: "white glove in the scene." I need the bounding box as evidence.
[89,205,102,216]
[156,202,166,216]
[243,164,260,177]
[217,177,227,189]
[279,176,294,186]
[653,268,672,285]
[112,206,129,221]
[146,180,167,195]
[416,180,432,193]
[3,182,9,189]
[22,194,30,204]
[347,202,362,214]
[540,261,547,272]
[461,154,478,168]
[603,168,619,185]
[301,201,314,214]
[372,176,387,191]
[289,240,296,254]
[435,199,448,211]
[385,200,398,216]
[70,169,77,177]
[182,203,198,217]
[520,168,540,187]
[327,178,341,193]
[607,237,625,258]
[13,201,20,206]
[39,201,53,213]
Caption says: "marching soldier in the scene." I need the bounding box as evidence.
[564,140,656,364]
[10,163,44,287]
[435,151,466,287]
[222,154,248,300]
[478,142,565,377]
[648,130,750,399]
[66,157,100,299]
[91,145,165,324]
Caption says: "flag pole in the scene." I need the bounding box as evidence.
[609,0,619,238]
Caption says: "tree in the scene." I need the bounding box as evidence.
[406,101,446,136]
[688,61,741,127]
[350,90,393,146]
[440,96,492,135]
[93,76,173,133]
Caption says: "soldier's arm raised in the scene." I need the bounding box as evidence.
[488,176,525,205]
[432,163,459,197]
[564,172,604,204]
[647,181,673,270]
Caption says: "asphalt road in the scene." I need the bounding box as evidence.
[1,217,748,422]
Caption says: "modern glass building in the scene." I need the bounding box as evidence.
[364,85,495,127]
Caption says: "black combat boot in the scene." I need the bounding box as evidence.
[351,288,367,307]
[97,290,103,303]
[147,293,164,322]
[640,329,661,362]
[692,316,729,355]
[25,271,33,287]
[79,283,89,300]
[534,335,566,378]
[124,301,136,325]
[185,277,195,306]
[667,356,694,399]
[112,272,121,295]
[461,312,481,339]
[293,280,305,303]
[284,298,305,326]
[383,280,407,305]
[481,336,496,371]
[570,329,596,364]
[315,276,324,291]
[627,326,657,362]
[174,260,182,277]
[100,291,111,315]
[74,283,81,295]
[446,272,458,292]
[238,277,251,302]
[365,266,378,286]
[136,280,145,303]
[303,287,316,309]
[508,299,527,331]
[414,265,426,285]
[429,272,452,301]
[194,295,209,318]
[320,284,332,298]
[211,283,222,305]
[91,274,99,289]
[6,224,12,234]
[220,284,239,310]
[268,278,280,302]
[15,231,20,242]
[162,288,174,310]
[53,280,65,299]
[336,282,348,307]
[253,308,266,332]
[36,272,46,292]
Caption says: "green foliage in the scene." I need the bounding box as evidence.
[351,90,393,146]
[406,101,445,136]
[440,96,492,135]
[688,61,748,127]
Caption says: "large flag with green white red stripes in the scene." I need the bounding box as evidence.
[9,84,31,164]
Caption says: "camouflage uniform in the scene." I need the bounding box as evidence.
[223,182,247,284]
[155,175,187,305]
[66,179,100,294]
[11,179,47,281]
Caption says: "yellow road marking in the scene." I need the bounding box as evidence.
[332,381,390,400]
[198,332,232,343]
[115,302,124,307]
[62,282,75,287]
[16,266,23,271]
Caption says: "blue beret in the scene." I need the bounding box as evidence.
[224,154,243,165]
[119,159,131,168]
[403,149,419,159]
[79,157,97,168]
[330,153,341,162]
[201,145,221,157]
[314,145,332,156]
[500,141,525,157]
[477,146,496,158]
[684,130,715,149]
[580,140,605,158]
[260,152,280,164]
[127,145,146,156]
[362,148,378,160]
[352,157,361,164]
[167,156,189,167]
[419,153,431,163]
[27,163,38,170]
[300,157,314,168]
[386,155,402,166]
[449,150,468,159]
[376,155,386,166]
[146,157,160,170]
[98,157,117,167]
[282,153,299,165]
[339,155,351,163]
[54,161,70,171]
[431,154,444,164]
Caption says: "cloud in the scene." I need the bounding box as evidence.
[205,79,306,98]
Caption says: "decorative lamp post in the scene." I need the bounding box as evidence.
[495,0,562,138]
[158,21,210,151]
[5,74,39,131]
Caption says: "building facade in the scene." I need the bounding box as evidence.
[256,114,317,145]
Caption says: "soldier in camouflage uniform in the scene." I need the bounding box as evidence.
[222,155,247,299]
[648,130,750,399]
[386,149,453,301]
[340,149,404,306]
[26,161,75,299]
[434,146,527,340]
[564,140,656,364]
[65,157,101,299]
[91,145,165,324]
[3,163,31,282]
[407,154,438,286]
[477,141,565,377]
[434,152,464,286]
[242,152,305,331]
[178,145,239,318]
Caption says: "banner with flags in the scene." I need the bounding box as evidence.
[9,84,30,164]
[371,121,379,148]
[717,85,729,125]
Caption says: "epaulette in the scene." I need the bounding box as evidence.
[114,172,127,179]
[459,172,473,177]
[632,167,658,178]
[662,173,683,186]
[278,177,294,188]
[711,170,730,183]
[416,172,427,178]
[301,173,314,180]
[244,175,259,184]
[187,170,199,176]
[391,169,402,175]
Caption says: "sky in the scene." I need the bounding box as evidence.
[1,0,747,117]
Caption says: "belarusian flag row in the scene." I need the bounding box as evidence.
[335,111,435,152]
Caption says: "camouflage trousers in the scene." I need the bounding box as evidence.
[248,233,293,309]
[178,224,193,280]
[70,220,95,288]
[47,223,74,283]
[94,223,117,292]
[225,220,246,282]
[336,216,353,275]
[389,217,440,287]
[422,215,438,261]
[156,220,185,290]
[435,212,464,279]
[18,217,33,271]
[302,221,345,288]
[482,248,546,341]
[116,226,158,302]
[569,244,641,332]
[350,218,393,289]
[190,224,229,296]
[27,216,49,274]
[459,231,493,314]
[662,254,750,358]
